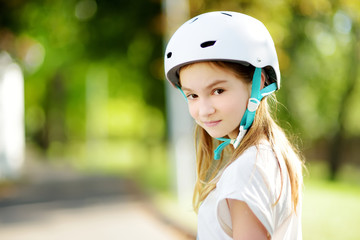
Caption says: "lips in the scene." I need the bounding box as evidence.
[203,120,222,127]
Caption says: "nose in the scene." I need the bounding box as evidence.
[198,98,215,117]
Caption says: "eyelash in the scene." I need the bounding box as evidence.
[186,88,225,100]
[186,94,198,99]
[214,89,224,95]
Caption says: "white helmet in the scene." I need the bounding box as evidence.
[164,11,280,89]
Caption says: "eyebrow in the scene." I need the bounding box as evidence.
[181,79,228,92]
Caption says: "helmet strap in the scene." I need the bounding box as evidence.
[177,85,188,102]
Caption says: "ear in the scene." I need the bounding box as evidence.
[260,71,266,90]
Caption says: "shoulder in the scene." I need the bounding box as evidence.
[216,142,281,198]
[223,143,277,179]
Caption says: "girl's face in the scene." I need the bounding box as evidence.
[179,62,251,139]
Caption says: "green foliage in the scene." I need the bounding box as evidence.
[0,0,164,147]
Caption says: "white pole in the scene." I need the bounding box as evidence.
[163,0,196,207]
[0,52,25,179]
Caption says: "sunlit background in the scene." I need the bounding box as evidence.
[0,0,359,239]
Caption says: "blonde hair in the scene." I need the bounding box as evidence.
[182,61,304,213]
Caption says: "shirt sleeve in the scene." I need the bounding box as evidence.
[215,146,277,237]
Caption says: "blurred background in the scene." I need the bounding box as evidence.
[0,0,359,239]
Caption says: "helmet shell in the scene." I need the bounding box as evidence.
[164,11,280,89]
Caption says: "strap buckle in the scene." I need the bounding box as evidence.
[247,98,260,112]
[233,126,247,148]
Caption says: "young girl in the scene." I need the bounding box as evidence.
[164,11,304,239]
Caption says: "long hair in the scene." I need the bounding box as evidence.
[187,61,304,213]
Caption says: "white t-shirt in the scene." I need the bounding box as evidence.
[197,144,302,240]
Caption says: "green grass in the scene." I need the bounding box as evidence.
[302,162,360,240]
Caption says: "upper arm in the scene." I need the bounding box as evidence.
[227,199,270,240]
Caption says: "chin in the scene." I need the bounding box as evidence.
[205,130,227,139]
[199,125,231,139]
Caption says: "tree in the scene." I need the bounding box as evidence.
[0,0,165,151]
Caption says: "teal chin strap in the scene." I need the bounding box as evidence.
[214,138,232,160]
[213,68,278,160]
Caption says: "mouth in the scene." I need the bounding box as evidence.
[202,120,222,127]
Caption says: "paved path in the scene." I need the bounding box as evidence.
[0,160,195,240]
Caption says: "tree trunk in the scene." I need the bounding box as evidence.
[328,21,359,180]
[35,71,66,150]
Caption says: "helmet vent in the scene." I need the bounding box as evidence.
[190,17,198,23]
[221,12,232,17]
[167,52,172,58]
[200,41,216,48]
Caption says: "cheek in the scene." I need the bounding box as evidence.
[187,103,198,119]
[225,95,248,118]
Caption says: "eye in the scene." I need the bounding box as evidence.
[186,93,198,100]
[213,89,224,95]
